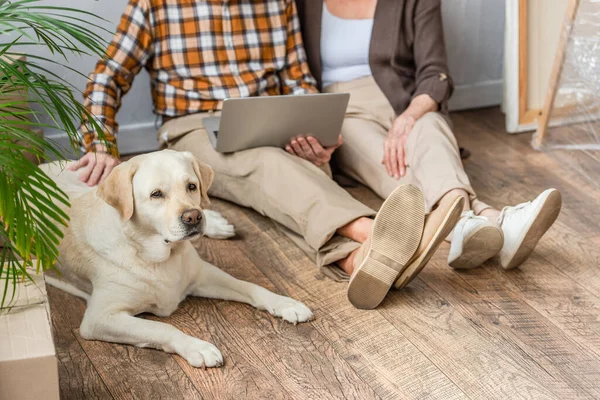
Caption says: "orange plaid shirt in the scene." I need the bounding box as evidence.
[80,0,317,156]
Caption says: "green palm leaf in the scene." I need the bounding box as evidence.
[0,0,110,309]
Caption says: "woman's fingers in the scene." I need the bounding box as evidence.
[383,141,393,176]
[389,140,400,179]
[397,143,406,178]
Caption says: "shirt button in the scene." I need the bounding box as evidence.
[439,73,448,81]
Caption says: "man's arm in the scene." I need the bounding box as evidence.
[278,0,318,95]
[79,0,153,158]
[72,0,153,185]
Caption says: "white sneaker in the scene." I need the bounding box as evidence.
[496,188,562,269]
[448,211,504,269]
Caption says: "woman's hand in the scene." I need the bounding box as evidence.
[68,148,121,186]
[382,114,416,179]
[286,135,343,167]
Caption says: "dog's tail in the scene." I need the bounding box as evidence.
[45,276,91,302]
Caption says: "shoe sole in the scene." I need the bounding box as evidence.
[347,185,425,309]
[394,196,465,289]
[500,189,562,270]
[448,225,504,270]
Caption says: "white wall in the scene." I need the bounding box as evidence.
[40,0,504,155]
[32,0,156,155]
[444,0,505,111]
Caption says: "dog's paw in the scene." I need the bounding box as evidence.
[203,210,235,239]
[177,338,223,368]
[269,297,313,325]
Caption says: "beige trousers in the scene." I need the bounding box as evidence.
[324,76,489,215]
[158,114,375,279]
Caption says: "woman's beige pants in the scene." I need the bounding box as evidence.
[325,76,488,215]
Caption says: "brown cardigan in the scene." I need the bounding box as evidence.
[295,0,454,116]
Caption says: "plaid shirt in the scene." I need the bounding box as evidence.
[80,0,318,156]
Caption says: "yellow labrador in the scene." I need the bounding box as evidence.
[40,150,312,368]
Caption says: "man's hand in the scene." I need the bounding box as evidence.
[383,114,416,179]
[286,135,343,167]
[68,149,120,187]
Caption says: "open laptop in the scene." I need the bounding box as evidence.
[202,93,350,153]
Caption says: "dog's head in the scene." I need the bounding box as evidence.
[97,149,214,244]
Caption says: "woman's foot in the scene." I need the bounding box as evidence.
[496,188,562,269]
[448,188,562,270]
[448,211,504,269]
[347,185,425,309]
[394,192,465,289]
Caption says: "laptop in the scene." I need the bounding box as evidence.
[202,93,350,153]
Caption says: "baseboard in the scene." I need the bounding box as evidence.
[448,80,504,111]
[45,122,159,158]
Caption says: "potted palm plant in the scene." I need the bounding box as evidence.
[0,0,109,309]
[0,1,111,397]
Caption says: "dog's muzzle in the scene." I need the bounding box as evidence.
[164,209,205,244]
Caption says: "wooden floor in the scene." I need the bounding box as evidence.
[48,107,600,400]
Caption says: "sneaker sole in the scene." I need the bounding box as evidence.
[500,189,562,270]
[448,225,504,270]
[394,196,464,289]
[347,185,425,309]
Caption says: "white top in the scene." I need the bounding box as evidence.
[320,3,374,88]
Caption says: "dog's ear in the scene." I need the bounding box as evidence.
[186,152,214,206]
[97,161,138,220]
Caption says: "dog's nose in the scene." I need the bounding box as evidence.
[181,209,202,226]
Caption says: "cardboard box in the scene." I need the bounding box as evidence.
[0,266,59,400]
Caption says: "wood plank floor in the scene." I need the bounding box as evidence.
[48,107,600,399]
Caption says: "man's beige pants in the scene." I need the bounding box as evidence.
[158,76,487,280]
[159,113,375,280]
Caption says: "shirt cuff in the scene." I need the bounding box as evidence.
[412,73,454,111]
[89,141,119,158]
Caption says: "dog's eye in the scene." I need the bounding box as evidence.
[188,183,197,191]
[150,190,164,199]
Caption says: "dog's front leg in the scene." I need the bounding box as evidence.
[80,297,223,368]
[203,210,235,239]
[191,260,313,324]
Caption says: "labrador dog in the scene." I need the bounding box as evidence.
[40,150,312,368]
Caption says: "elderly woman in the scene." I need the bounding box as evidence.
[289,0,561,277]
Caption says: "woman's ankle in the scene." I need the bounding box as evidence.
[479,208,501,221]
